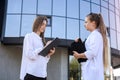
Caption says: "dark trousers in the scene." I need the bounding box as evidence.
[24,73,47,80]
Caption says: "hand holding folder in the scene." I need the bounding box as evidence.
[39,38,60,57]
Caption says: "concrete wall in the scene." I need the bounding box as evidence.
[0,43,68,80]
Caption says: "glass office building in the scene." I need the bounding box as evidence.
[0,0,120,80]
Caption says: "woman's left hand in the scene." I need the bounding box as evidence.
[73,51,80,59]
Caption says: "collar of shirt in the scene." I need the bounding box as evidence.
[32,32,42,40]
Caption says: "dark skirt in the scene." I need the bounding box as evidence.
[24,73,47,80]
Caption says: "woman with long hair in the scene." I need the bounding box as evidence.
[73,13,108,80]
[20,16,55,80]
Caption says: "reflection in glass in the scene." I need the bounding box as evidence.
[52,17,66,39]
[80,20,90,41]
[69,56,81,80]
[67,19,79,40]
[80,0,90,20]
[21,15,35,36]
[53,0,66,16]
[91,4,100,13]
[5,15,21,37]
[67,0,79,18]
[110,29,117,49]
[116,15,120,31]
[22,0,37,14]
[109,11,115,29]
[7,0,22,13]
[38,0,51,15]
[101,7,109,27]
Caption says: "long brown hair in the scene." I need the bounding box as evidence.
[86,13,108,69]
[32,16,48,46]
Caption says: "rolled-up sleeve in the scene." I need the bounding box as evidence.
[23,34,42,60]
[84,35,100,60]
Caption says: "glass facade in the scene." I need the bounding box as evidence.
[3,0,120,79]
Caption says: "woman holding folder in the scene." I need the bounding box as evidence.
[73,13,108,80]
[20,16,55,80]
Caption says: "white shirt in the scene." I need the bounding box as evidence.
[81,29,104,80]
[20,32,50,80]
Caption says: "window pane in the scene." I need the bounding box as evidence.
[21,15,35,36]
[45,27,51,38]
[91,0,100,4]
[115,9,119,15]
[101,7,109,27]
[22,0,37,14]
[67,0,79,18]
[101,0,108,8]
[5,15,21,37]
[91,4,100,13]
[67,19,79,40]
[110,29,117,49]
[53,0,66,16]
[109,11,115,29]
[117,32,120,50]
[7,0,22,13]
[115,0,119,9]
[80,20,90,41]
[38,0,52,15]
[80,0,90,20]
[109,0,114,5]
[116,15,120,32]
[52,17,66,39]
[109,4,115,12]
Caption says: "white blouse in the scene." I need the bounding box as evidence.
[81,29,104,80]
[20,32,50,80]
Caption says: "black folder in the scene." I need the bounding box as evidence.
[39,38,60,57]
[68,38,87,63]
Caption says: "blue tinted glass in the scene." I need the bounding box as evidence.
[109,4,115,12]
[21,15,35,36]
[5,15,21,37]
[52,17,66,39]
[67,19,79,40]
[91,4,100,13]
[80,0,90,20]
[22,0,37,14]
[116,15,120,31]
[109,0,114,5]
[67,0,79,18]
[115,0,119,9]
[80,20,90,41]
[110,29,117,49]
[7,0,22,13]
[53,0,66,16]
[38,0,52,15]
[109,11,115,29]
[101,0,108,8]
[45,27,51,38]
[117,32,120,50]
[101,7,109,27]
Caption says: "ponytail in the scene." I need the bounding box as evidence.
[98,14,109,70]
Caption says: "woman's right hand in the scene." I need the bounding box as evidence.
[45,40,52,47]
[75,38,79,42]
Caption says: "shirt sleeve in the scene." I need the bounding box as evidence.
[23,34,42,60]
[84,34,101,60]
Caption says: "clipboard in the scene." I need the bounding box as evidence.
[39,38,60,57]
